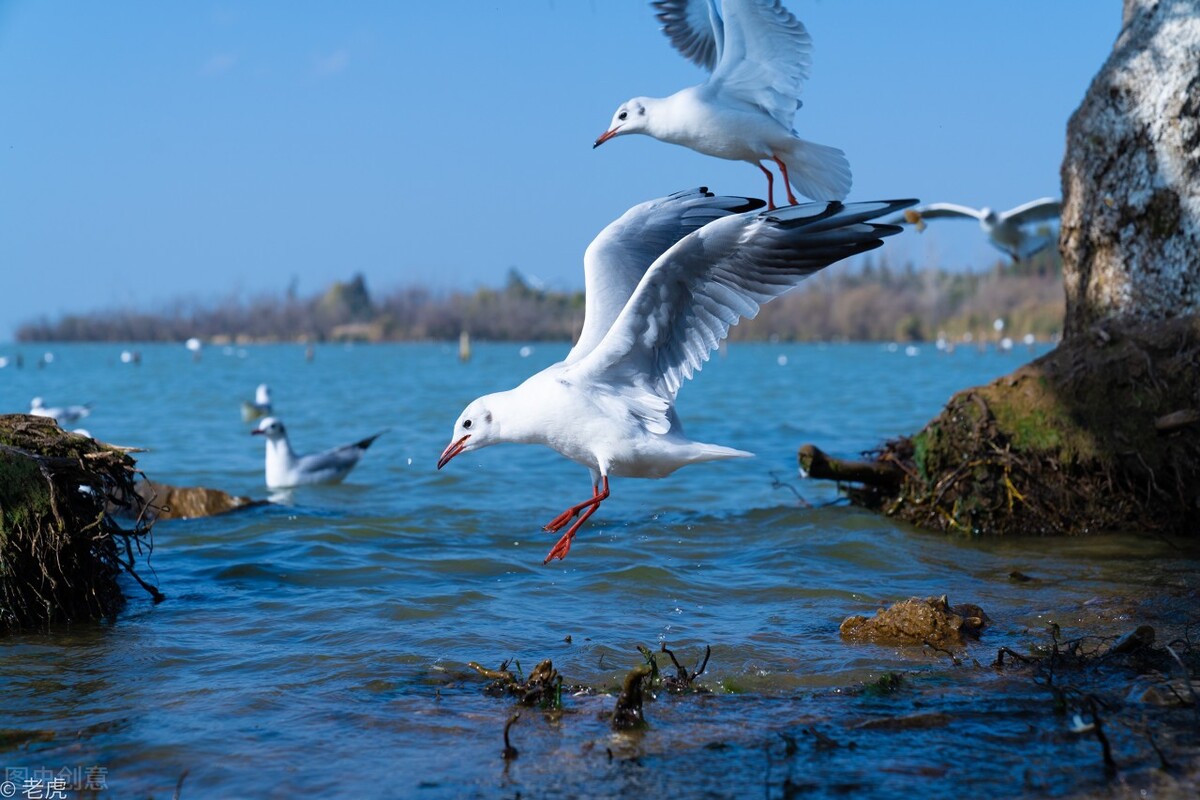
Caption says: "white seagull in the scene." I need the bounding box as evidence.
[438,189,914,564]
[29,396,92,424]
[594,0,851,209]
[252,416,385,489]
[241,383,273,422]
[895,198,1061,262]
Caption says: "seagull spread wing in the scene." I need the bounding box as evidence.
[570,199,916,432]
[566,188,764,364]
[706,0,812,128]
[653,0,724,71]
[1001,198,1061,225]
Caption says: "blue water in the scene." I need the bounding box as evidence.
[1,342,1195,798]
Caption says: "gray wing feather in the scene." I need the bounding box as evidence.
[1002,198,1061,224]
[708,0,811,127]
[577,200,917,403]
[566,188,764,364]
[653,0,723,71]
[296,432,384,478]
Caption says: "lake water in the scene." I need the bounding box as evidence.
[1,341,1196,798]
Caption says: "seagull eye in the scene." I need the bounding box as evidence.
[463,419,472,429]
[618,111,628,121]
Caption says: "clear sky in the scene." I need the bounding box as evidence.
[0,2,1121,341]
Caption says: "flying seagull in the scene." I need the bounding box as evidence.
[438,189,914,563]
[594,0,851,209]
[894,198,1061,262]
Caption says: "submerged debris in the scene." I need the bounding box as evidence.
[468,658,563,710]
[659,643,712,693]
[611,664,653,730]
[502,712,520,761]
[839,595,989,648]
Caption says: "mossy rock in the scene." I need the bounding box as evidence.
[0,414,156,634]
[851,316,1200,536]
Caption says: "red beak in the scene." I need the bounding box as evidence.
[251,429,264,436]
[437,434,470,470]
[593,127,620,148]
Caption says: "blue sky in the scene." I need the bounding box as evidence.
[0,2,1120,340]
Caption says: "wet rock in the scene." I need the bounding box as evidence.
[1108,624,1155,655]
[1128,678,1200,708]
[134,480,266,521]
[1,414,157,633]
[839,595,989,647]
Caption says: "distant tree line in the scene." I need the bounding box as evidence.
[16,250,1063,344]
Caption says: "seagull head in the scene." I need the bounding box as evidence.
[252,416,286,441]
[30,396,44,410]
[594,99,649,148]
[438,397,498,470]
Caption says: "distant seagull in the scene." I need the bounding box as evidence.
[241,383,273,422]
[438,189,914,563]
[252,417,385,489]
[29,396,92,424]
[594,0,851,208]
[895,198,1061,262]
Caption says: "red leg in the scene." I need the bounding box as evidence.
[544,478,604,532]
[542,476,610,564]
[772,157,800,206]
[543,502,600,564]
[756,162,777,210]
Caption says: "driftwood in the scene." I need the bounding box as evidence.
[798,444,902,489]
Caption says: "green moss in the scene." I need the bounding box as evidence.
[0,455,55,536]
[979,375,1099,464]
[911,430,931,481]
[854,317,1200,538]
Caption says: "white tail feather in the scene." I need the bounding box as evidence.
[780,137,852,201]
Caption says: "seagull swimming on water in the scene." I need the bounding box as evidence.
[594,0,851,209]
[438,188,914,564]
[241,383,273,422]
[30,396,92,424]
[252,416,385,489]
[894,198,1061,262]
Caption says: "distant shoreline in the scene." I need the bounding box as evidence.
[13,255,1065,345]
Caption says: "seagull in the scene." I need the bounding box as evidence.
[29,396,92,424]
[241,383,273,422]
[894,198,1061,262]
[438,189,914,564]
[594,0,851,209]
[251,416,385,489]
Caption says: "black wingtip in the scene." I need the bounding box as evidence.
[734,197,768,214]
[355,430,387,450]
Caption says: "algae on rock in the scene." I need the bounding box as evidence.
[802,0,1200,538]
